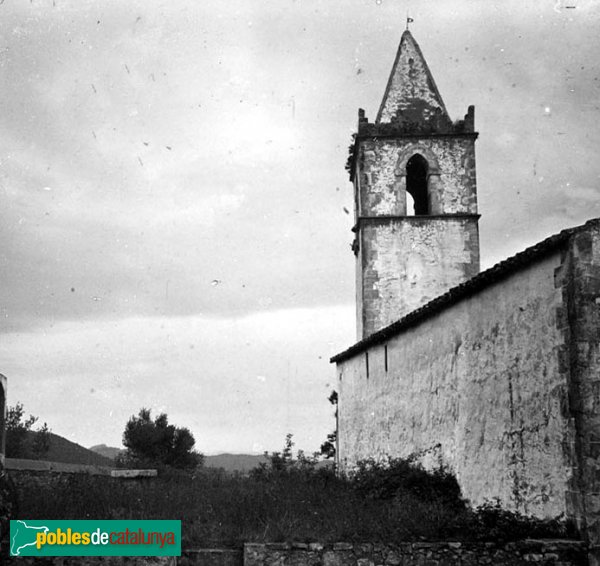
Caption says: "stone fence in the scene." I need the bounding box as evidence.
[5,457,113,475]
[244,541,587,566]
[0,541,589,566]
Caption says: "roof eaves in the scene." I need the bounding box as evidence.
[330,221,593,364]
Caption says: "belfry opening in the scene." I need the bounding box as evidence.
[406,154,429,215]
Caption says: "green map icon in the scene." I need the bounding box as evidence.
[10,520,49,556]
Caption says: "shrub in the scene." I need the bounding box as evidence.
[463,500,578,542]
[349,456,465,511]
[7,447,580,547]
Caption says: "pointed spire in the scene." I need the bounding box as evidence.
[376,30,451,129]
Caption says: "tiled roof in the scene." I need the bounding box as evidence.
[330,219,599,364]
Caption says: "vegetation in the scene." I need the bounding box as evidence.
[319,391,337,461]
[10,436,577,548]
[118,408,203,471]
[6,402,51,460]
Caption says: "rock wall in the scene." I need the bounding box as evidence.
[356,137,477,218]
[0,543,589,565]
[354,135,479,339]
[245,541,587,566]
[1,557,175,565]
[558,226,600,559]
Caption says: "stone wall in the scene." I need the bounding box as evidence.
[6,458,112,475]
[354,134,479,339]
[1,549,242,566]
[245,541,587,566]
[558,226,600,558]
[2,557,175,565]
[356,137,477,218]
[1,542,587,566]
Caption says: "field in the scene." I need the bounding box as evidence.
[8,457,577,549]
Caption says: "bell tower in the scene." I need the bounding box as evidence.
[349,30,480,339]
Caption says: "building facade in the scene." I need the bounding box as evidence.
[332,30,600,558]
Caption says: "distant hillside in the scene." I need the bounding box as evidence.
[204,453,269,472]
[16,431,114,467]
[89,444,124,461]
[88,445,269,472]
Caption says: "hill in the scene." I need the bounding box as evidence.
[204,453,269,473]
[14,431,114,467]
[87,445,269,472]
[89,444,123,461]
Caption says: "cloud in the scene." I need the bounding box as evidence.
[0,305,355,452]
[1,0,599,453]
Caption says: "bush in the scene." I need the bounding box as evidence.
[250,434,334,484]
[349,456,465,510]
[8,447,579,547]
[463,500,578,542]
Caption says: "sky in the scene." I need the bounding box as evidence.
[1,0,600,455]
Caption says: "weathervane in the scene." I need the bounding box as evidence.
[406,12,414,31]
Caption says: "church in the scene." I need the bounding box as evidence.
[331,29,600,552]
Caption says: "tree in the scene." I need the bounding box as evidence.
[320,390,338,460]
[6,402,51,459]
[120,408,203,470]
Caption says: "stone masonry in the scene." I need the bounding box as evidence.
[0,542,589,566]
[350,31,480,339]
[245,541,587,566]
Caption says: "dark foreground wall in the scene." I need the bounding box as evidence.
[0,548,242,566]
[0,541,588,566]
[245,541,587,566]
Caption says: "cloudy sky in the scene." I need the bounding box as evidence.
[1,0,599,455]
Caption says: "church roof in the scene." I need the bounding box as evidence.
[376,30,451,128]
[330,219,600,364]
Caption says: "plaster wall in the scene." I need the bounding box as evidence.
[339,250,573,518]
[358,218,479,337]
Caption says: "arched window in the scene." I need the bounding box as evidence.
[406,154,429,215]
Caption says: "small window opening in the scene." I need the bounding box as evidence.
[365,352,369,379]
[406,154,429,215]
[384,345,388,372]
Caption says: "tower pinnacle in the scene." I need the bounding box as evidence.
[376,30,450,129]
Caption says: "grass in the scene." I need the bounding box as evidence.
[8,456,578,549]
